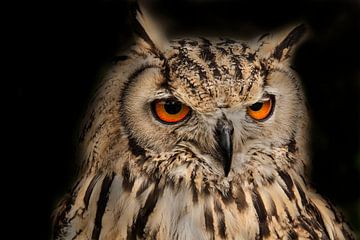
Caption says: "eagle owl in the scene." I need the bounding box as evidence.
[53,5,354,240]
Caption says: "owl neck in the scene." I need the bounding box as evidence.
[123,140,308,197]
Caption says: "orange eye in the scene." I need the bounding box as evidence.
[247,96,274,121]
[152,98,191,124]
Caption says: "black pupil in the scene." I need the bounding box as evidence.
[249,102,263,111]
[164,100,182,114]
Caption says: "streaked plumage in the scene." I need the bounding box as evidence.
[53,5,354,240]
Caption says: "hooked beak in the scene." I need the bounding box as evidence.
[214,117,234,177]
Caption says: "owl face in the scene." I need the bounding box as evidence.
[119,24,308,177]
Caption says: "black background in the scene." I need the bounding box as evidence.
[16,0,359,238]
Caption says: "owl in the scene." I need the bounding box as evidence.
[52,5,354,240]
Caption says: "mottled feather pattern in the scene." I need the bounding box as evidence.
[52,7,354,240]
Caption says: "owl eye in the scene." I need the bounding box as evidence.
[247,96,274,121]
[151,98,191,124]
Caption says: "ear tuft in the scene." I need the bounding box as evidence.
[130,2,167,54]
[272,24,307,61]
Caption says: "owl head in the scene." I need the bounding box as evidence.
[81,5,309,179]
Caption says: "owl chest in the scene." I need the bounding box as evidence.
[103,177,260,240]
[62,170,339,240]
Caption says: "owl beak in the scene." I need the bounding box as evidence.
[214,117,234,177]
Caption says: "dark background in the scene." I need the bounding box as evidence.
[17,0,359,239]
